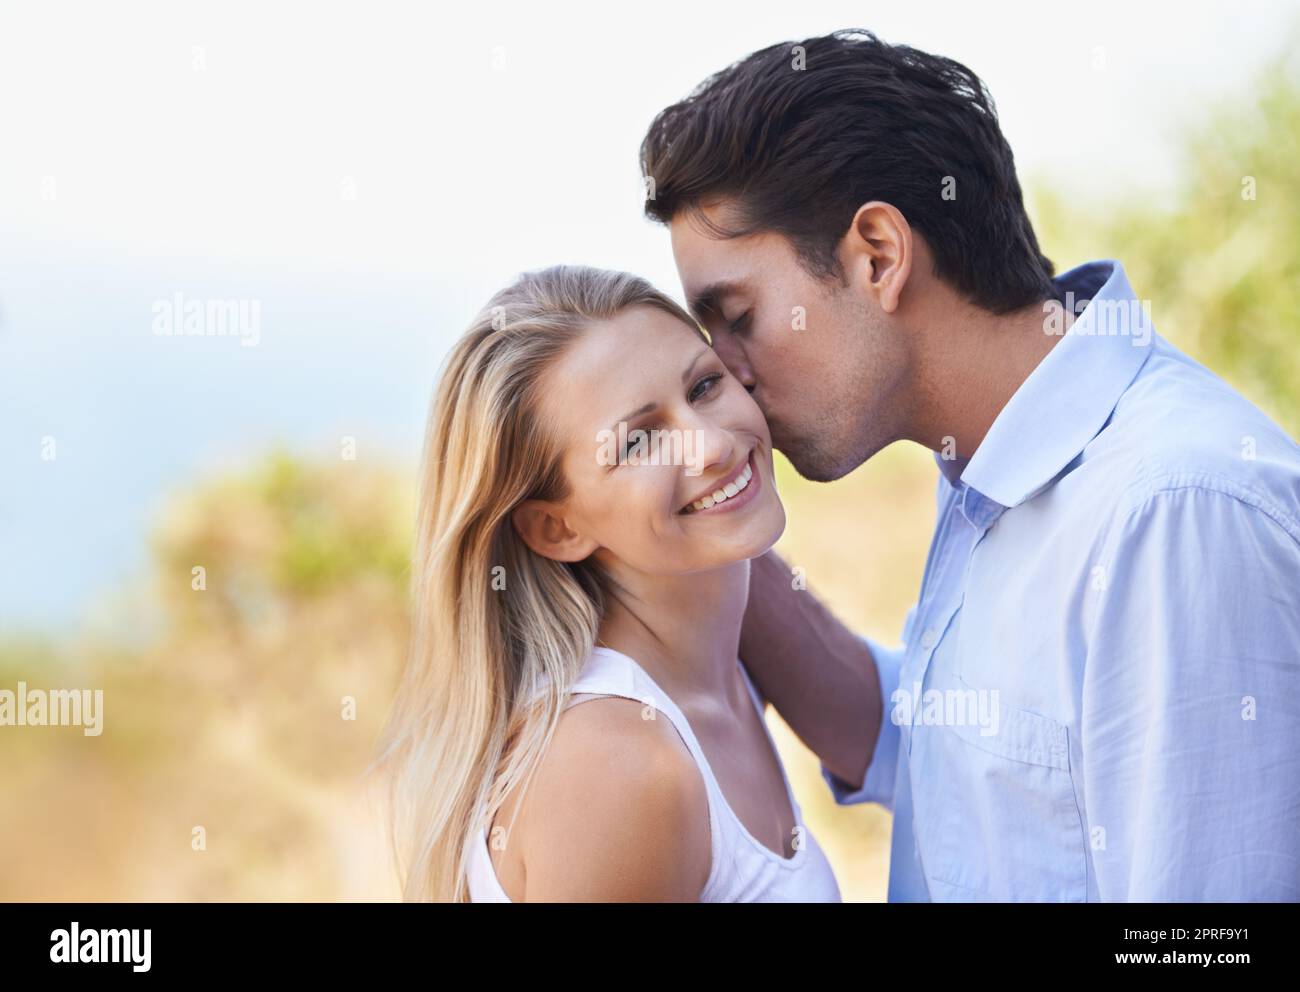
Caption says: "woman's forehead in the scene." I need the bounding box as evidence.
[542,309,709,451]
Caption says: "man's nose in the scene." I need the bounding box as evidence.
[711,335,756,392]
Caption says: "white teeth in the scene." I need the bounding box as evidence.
[682,456,755,513]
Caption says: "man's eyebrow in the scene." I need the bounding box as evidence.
[606,347,711,434]
[689,280,743,319]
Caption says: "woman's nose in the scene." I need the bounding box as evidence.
[681,420,735,479]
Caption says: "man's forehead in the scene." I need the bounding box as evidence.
[671,199,743,247]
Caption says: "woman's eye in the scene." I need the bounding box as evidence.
[619,433,644,460]
[728,311,751,334]
[613,373,726,466]
[689,372,724,402]
[620,427,661,461]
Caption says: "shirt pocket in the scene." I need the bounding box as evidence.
[911,675,1087,901]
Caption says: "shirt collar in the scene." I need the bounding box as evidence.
[955,259,1154,509]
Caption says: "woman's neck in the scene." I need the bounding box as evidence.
[594,558,751,706]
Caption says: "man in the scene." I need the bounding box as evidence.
[640,28,1300,900]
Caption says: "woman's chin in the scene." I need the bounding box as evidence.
[704,499,787,566]
[741,494,785,544]
[753,502,787,558]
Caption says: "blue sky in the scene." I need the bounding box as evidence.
[2,0,1297,632]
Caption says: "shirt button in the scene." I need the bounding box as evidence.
[920,628,938,649]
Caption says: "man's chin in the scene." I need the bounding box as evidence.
[776,440,859,483]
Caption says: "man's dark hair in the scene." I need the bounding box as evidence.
[640,29,1056,315]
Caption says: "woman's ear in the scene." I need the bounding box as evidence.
[511,499,599,562]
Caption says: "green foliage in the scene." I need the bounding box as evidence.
[148,447,413,633]
[1032,48,1300,436]
[1,450,416,900]
[255,450,412,595]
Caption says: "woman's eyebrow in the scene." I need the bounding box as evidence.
[608,402,654,435]
[605,347,711,434]
[681,345,710,384]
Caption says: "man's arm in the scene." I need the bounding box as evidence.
[1082,485,1300,900]
[739,549,894,797]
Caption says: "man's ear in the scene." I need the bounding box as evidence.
[511,499,599,563]
[841,201,913,314]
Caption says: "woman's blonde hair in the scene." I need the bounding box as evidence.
[370,264,702,901]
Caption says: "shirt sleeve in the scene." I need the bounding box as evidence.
[820,632,905,810]
[1081,484,1300,901]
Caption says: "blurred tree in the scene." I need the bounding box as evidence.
[1032,46,1300,436]
[0,450,413,900]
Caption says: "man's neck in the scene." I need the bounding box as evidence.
[907,296,1074,459]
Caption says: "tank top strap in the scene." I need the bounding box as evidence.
[568,647,710,765]
[566,646,647,704]
[573,646,765,772]
[573,645,801,810]
[569,646,729,895]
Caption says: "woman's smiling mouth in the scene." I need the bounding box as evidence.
[678,449,761,516]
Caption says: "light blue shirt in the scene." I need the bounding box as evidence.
[822,259,1300,901]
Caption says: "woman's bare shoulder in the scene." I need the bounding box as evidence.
[515,694,711,901]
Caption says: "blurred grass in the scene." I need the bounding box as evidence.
[0,451,414,900]
[1,45,1296,901]
[770,441,935,902]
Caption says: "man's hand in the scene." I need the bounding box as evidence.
[739,549,882,790]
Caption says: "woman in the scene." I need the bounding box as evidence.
[372,265,841,902]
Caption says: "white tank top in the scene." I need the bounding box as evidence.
[467,645,842,902]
